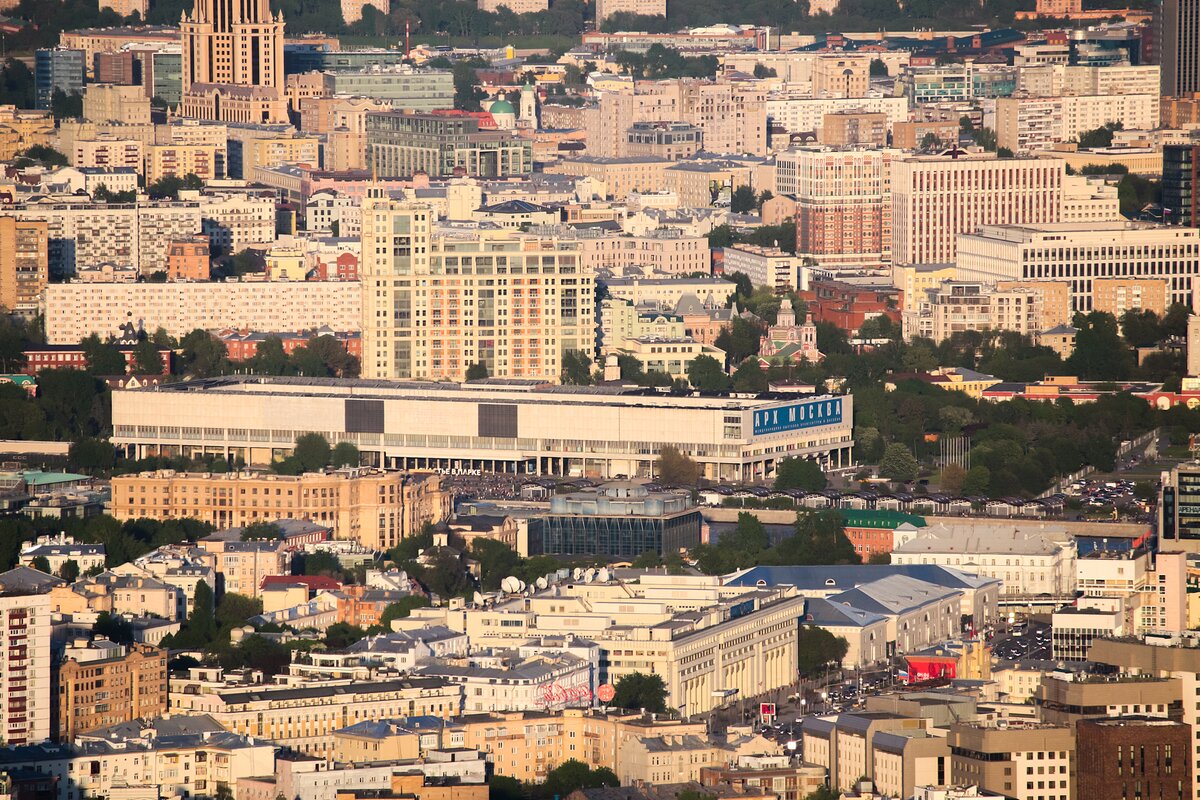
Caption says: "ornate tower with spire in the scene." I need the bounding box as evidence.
[179,0,287,123]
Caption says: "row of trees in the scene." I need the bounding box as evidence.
[692,510,860,575]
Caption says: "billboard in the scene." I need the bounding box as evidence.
[752,397,844,436]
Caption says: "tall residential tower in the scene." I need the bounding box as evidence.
[179,0,287,123]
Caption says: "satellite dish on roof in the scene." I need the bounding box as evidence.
[473,591,484,605]
[573,567,584,580]
[501,576,519,593]
[536,576,548,589]
[517,579,527,592]
[598,567,611,582]
[584,568,596,583]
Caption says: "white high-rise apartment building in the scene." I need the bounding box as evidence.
[360,192,595,382]
[0,575,51,745]
[955,222,1200,311]
[890,153,1064,266]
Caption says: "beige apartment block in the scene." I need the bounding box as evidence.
[169,671,462,757]
[948,724,1074,800]
[145,143,220,184]
[73,137,144,172]
[568,228,708,275]
[591,79,766,157]
[83,84,151,126]
[1091,278,1169,318]
[820,111,887,146]
[360,196,594,383]
[544,156,669,201]
[812,54,871,98]
[594,0,664,22]
[111,469,449,550]
[0,106,54,160]
[0,585,52,746]
[54,642,167,742]
[0,218,48,316]
[891,153,1064,266]
[43,280,362,343]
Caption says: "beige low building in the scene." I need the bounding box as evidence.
[145,143,221,184]
[0,105,55,161]
[111,469,450,552]
[544,156,669,201]
[334,709,766,786]
[169,669,462,758]
[194,538,289,598]
[1091,277,1168,317]
[73,136,144,172]
[948,724,1074,800]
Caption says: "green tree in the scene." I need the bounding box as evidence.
[50,89,82,119]
[610,672,668,712]
[20,144,68,166]
[489,775,524,800]
[655,445,699,485]
[58,559,79,582]
[378,596,430,629]
[732,358,769,392]
[878,443,919,483]
[961,465,992,496]
[869,58,888,76]
[774,457,827,491]
[686,354,729,391]
[545,761,618,797]
[131,338,164,375]
[30,555,49,573]
[172,579,217,648]
[240,521,282,541]
[729,185,757,213]
[300,551,343,577]
[451,59,487,111]
[470,538,522,592]
[1068,311,1133,380]
[971,127,998,151]
[94,611,135,644]
[1120,308,1162,348]
[70,438,115,473]
[215,592,264,628]
[290,335,358,378]
[466,362,490,381]
[331,441,359,467]
[323,622,366,649]
[560,349,593,385]
[177,330,229,377]
[773,510,859,565]
[938,463,967,494]
[420,549,472,599]
[293,432,331,472]
[80,334,126,374]
[1077,121,1122,149]
[715,317,763,363]
[796,626,849,675]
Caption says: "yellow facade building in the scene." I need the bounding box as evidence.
[110,468,450,551]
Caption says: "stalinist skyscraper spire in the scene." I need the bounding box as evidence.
[179,0,287,124]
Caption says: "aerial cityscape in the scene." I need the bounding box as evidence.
[0,0,1195,798]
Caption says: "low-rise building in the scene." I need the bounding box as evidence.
[946,723,1074,800]
[891,522,1076,597]
[169,669,463,757]
[19,534,105,575]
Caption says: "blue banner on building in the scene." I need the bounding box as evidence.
[752,398,843,435]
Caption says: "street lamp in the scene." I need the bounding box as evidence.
[799,698,807,716]
[820,691,828,713]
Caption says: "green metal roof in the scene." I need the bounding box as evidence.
[837,509,927,530]
[23,471,90,487]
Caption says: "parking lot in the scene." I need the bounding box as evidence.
[991,620,1052,661]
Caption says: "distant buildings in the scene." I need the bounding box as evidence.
[366,112,533,179]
